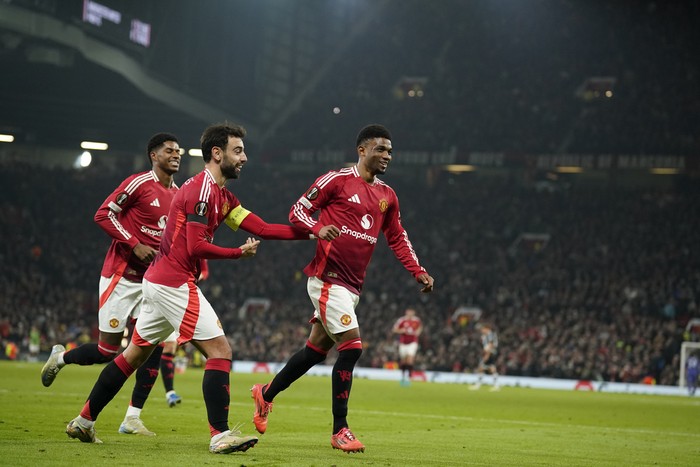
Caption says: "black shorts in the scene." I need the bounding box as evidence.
[481,354,497,367]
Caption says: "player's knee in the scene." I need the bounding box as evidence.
[304,345,328,365]
[96,342,120,363]
[338,347,362,366]
[197,336,232,360]
[208,349,232,361]
[96,351,117,364]
[337,337,362,361]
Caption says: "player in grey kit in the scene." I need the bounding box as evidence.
[470,323,500,391]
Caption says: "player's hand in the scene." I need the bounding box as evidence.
[239,237,260,258]
[133,243,158,263]
[318,224,340,241]
[416,273,434,293]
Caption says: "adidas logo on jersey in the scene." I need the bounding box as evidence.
[150,198,160,207]
[347,194,361,204]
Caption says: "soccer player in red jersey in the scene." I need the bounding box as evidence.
[41,133,184,435]
[63,123,311,454]
[392,308,423,386]
[251,124,434,453]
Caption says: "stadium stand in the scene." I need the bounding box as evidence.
[1,159,697,386]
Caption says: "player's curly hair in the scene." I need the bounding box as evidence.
[356,124,391,147]
[200,123,247,162]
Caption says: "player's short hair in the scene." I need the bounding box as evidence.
[356,124,392,147]
[146,132,179,164]
[200,123,247,163]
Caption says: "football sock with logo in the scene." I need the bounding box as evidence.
[63,341,119,365]
[264,343,327,401]
[331,346,362,434]
[160,351,176,393]
[79,354,135,421]
[202,358,231,436]
[129,345,163,410]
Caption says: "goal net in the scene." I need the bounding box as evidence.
[679,341,700,387]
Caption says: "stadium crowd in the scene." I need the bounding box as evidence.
[1,158,698,387]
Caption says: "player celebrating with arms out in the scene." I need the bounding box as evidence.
[392,307,423,386]
[251,124,434,453]
[63,123,312,454]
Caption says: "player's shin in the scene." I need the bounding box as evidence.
[64,341,120,365]
[332,342,362,434]
[80,354,136,421]
[265,342,327,400]
[203,358,232,436]
[129,345,164,411]
[161,351,176,392]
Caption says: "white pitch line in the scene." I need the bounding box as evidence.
[258,403,700,439]
[8,389,699,439]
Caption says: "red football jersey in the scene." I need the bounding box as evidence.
[394,316,422,344]
[290,166,426,294]
[95,171,178,282]
[145,169,241,287]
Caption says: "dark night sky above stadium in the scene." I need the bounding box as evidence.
[0,0,698,156]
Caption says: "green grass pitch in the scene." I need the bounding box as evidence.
[1,361,698,466]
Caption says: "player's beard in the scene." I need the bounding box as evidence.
[221,160,241,179]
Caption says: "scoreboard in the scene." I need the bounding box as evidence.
[81,0,152,49]
[5,0,155,52]
[82,0,151,48]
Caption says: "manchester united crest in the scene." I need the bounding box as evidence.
[340,314,352,326]
[109,318,120,328]
[222,202,230,218]
[379,199,388,213]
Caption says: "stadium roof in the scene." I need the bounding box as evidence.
[0,0,381,153]
[1,0,698,158]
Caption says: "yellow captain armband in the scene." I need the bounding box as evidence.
[224,205,251,231]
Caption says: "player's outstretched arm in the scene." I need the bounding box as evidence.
[238,212,311,240]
